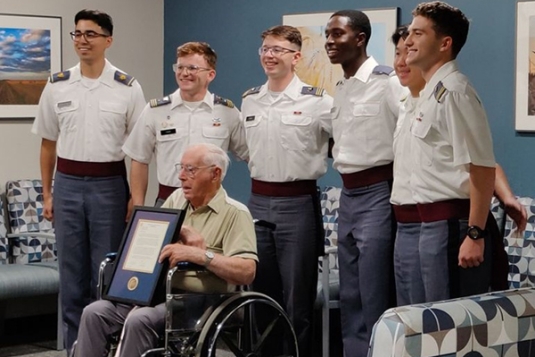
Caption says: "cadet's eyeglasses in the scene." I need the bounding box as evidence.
[70,31,109,42]
[176,163,215,178]
[172,64,211,74]
[258,46,297,56]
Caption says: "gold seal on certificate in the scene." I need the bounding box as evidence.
[127,276,139,291]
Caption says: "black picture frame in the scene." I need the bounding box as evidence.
[103,206,185,306]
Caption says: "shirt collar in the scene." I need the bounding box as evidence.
[257,74,301,102]
[190,187,226,214]
[170,89,213,110]
[351,56,378,83]
[421,60,458,100]
[70,59,114,87]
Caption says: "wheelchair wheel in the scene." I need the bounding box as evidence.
[195,292,298,357]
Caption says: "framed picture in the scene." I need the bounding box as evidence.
[0,14,62,119]
[104,206,186,306]
[515,2,535,131]
[283,8,398,96]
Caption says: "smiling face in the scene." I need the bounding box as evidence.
[405,15,450,80]
[394,37,425,95]
[260,35,300,81]
[175,53,215,100]
[73,19,112,63]
[324,15,362,66]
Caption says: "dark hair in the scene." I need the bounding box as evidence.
[176,42,218,70]
[330,10,371,45]
[261,25,302,50]
[413,1,469,58]
[391,24,409,45]
[75,9,113,36]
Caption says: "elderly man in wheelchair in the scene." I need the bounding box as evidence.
[73,143,298,357]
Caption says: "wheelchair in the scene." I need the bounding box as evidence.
[90,249,299,357]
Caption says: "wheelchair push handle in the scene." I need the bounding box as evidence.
[253,219,276,231]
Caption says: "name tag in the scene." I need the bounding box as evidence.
[57,101,72,109]
[160,128,176,136]
[245,116,255,122]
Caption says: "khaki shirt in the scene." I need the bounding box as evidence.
[161,187,257,293]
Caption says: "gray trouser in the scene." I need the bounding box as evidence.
[54,172,128,352]
[74,300,165,357]
[248,193,319,357]
[420,219,492,301]
[394,222,425,306]
[337,181,395,357]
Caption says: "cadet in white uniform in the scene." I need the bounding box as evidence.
[325,10,406,357]
[123,42,247,207]
[405,2,495,301]
[241,25,332,357]
[31,10,145,352]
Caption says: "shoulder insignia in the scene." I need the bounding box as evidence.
[433,81,448,103]
[242,86,262,98]
[336,80,343,86]
[214,95,235,108]
[114,71,135,86]
[149,96,171,108]
[49,70,70,83]
[400,95,408,103]
[372,65,394,76]
[301,86,325,97]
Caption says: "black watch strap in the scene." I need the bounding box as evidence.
[467,225,486,240]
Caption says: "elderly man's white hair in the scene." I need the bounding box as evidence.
[188,143,230,180]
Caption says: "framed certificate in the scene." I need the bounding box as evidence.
[104,206,185,306]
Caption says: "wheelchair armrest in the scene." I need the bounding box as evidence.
[175,261,205,271]
[7,232,56,240]
[105,252,118,262]
[253,219,276,231]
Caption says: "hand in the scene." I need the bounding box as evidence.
[159,243,197,266]
[125,197,134,222]
[458,237,484,268]
[503,196,527,234]
[43,195,54,222]
[179,225,206,249]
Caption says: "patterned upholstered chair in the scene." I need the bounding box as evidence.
[368,288,535,357]
[5,179,56,264]
[0,196,9,265]
[317,186,341,357]
[503,196,535,289]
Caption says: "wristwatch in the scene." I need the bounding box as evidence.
[204,251,214,267]
[466,225,486,240]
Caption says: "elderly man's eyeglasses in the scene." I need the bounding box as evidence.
[176,163,215,178]
[172,64,212,74]
[70,31,109,42]
[258,46,297,56]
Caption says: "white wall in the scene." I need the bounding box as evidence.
[0,0,162,203]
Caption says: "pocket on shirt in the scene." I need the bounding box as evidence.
[352,102,380,117]
[202,126,230,147]
[280,113,313,151]
[99,101,128,132]
[54,99,79,132]
[410,120,433,166]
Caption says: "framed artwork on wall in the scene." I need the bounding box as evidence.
[0,14,62,119]
[515,2,535,131]
[283,8,398,96]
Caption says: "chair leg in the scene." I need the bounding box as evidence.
[56,293,64,350]
[322,257,330,357]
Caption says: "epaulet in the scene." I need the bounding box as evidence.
[336,80,343,86]
[372,65,394,75]
[242,86,262,98]
[433,81,448,103]
[49,70,70,83]
[301,86,325,96]
[114,71,135,86]
[149,96,171,108]
[214,95,235,108]
[400,94,408,103]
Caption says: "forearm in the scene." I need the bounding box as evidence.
[469,164,496,227]
[494,163,515,203]
[40,139,57,198]
[130,160,149,206]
